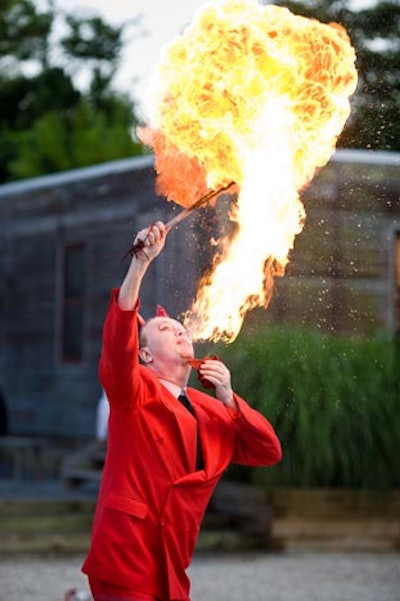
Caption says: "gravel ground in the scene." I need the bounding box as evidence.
[0,551,398,601]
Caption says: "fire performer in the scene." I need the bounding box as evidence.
[82,221,282,601]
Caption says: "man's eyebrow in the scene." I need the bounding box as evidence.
[157,319,189,333]
[157,319,172,327]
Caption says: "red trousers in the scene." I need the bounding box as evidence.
[88,576,160,601]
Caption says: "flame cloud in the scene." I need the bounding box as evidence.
[139,0,358,342]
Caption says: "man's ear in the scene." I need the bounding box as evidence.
[139,347,152,364]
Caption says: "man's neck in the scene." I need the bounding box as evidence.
[159,378,186,398]
[147,361,191,391]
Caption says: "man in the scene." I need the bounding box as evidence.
[82,221,282,601]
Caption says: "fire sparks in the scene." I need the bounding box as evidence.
[138,0,358,342]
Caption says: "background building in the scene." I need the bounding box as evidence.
[0,150,399,439]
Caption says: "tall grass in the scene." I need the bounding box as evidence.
[203,326,399,490]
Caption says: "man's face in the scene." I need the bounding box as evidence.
[140,317,194,366]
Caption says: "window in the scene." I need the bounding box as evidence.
[395,232,400,335]
[61,243,86,362]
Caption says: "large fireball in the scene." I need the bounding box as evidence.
[138,0,358,342]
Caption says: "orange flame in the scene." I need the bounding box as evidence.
[139,0,358,342]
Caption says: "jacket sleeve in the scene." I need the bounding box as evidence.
[99,288,143,410]
[229,395,282,467]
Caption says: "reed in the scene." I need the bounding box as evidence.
[207,326,399,490]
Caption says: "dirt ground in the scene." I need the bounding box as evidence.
[0,551,398,601]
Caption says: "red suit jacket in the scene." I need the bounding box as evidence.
[82,290,282,601]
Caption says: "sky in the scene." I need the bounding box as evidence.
[62,0,209,101]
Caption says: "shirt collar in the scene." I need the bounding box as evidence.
[159,378,185,399]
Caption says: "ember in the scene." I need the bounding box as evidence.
[139,0,358,342]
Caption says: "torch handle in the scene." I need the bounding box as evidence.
[124,210,190,256]
[124,182,235,259]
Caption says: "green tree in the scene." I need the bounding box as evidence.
[0,0,53,67]
[270,0,400,151]
[0,0,145,183]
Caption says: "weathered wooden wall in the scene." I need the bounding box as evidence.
[0,156,206,438]
[261,150,400,336]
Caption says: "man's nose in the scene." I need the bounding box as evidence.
[175,328,188,339]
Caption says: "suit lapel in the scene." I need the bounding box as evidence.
[161,386,199,473]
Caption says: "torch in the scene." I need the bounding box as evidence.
[124,181,235,259]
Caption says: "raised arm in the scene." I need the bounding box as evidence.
[119,221,167,311]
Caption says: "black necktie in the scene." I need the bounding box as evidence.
[178,392,204,471]
[178,392,196,416]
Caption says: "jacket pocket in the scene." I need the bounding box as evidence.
[105,493,148,519]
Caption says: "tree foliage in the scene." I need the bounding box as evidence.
[2,1,398,183]
[0,0,145,183]
[0,0,53,66]
[269,0,400,151]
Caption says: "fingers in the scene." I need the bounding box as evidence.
[136,221,166,246]
[199,359,230,388]
[146,221,166,247]
[199,359,234,406]
[134,221,167,261]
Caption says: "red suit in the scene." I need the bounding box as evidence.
[82,290,282,601]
